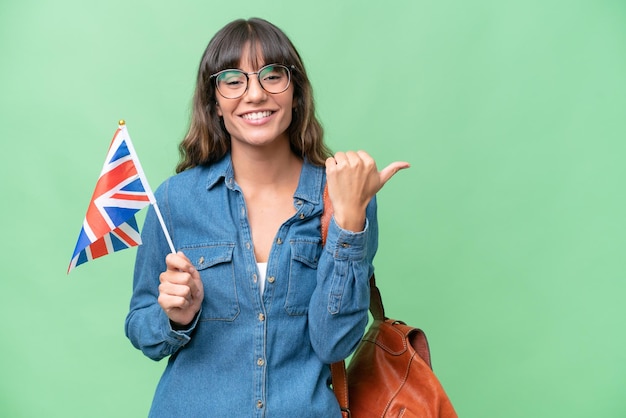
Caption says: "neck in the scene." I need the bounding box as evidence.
[231,142,302,189]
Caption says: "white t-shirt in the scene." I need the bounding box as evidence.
[257,262,268,295]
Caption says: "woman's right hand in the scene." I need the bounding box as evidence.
[158,251,204,328]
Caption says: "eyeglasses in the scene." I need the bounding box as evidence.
[210,64,294,99]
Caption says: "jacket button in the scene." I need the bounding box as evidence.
[257,400,264,409]
[257,358,265,366]
[267,276,275,284]
[258,313,265,321]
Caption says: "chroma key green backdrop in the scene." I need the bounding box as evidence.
[1,1,625,417]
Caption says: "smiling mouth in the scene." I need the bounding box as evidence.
[241,111,274,120]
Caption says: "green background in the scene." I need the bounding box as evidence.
[1,0,625,416]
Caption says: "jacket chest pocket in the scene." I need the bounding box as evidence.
[184,244,240,321]
[285,239,321,316]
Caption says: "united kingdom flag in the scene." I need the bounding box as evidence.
[68,122,156,273]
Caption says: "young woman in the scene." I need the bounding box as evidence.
[125,17,409,417]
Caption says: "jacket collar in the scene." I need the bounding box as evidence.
[205,153,325,205]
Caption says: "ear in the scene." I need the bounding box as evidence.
[216,101,223,117]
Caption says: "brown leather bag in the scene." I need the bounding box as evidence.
[322,187,457,418]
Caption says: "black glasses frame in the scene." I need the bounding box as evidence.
[210,64,295,99]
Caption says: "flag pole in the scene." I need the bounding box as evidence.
[151,200,176,254]
[119,120,176,254]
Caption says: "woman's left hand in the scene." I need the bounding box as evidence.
[325,151,410,232]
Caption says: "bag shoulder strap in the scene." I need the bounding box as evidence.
[323,186,439,416]
[322,185,385,417]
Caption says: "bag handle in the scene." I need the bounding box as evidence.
[322,185,384,417]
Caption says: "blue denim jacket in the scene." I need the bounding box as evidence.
[125,154,377,417]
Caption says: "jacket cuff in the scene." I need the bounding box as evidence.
[162,308,201,347]
[324,216,369,261]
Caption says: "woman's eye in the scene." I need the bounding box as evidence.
[218,71,245,87]
[262,70,285,83]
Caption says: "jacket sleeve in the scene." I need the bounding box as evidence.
[124,182,200,361]
[308,196,378,364]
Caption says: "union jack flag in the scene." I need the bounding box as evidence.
[68,122,156,273]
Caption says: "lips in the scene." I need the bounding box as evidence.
[241,110,274,120]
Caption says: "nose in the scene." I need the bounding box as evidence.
[244,74,267,102]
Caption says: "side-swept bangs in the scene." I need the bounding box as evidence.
[206,20,300,75]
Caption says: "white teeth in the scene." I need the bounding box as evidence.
[242,111,272,120]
